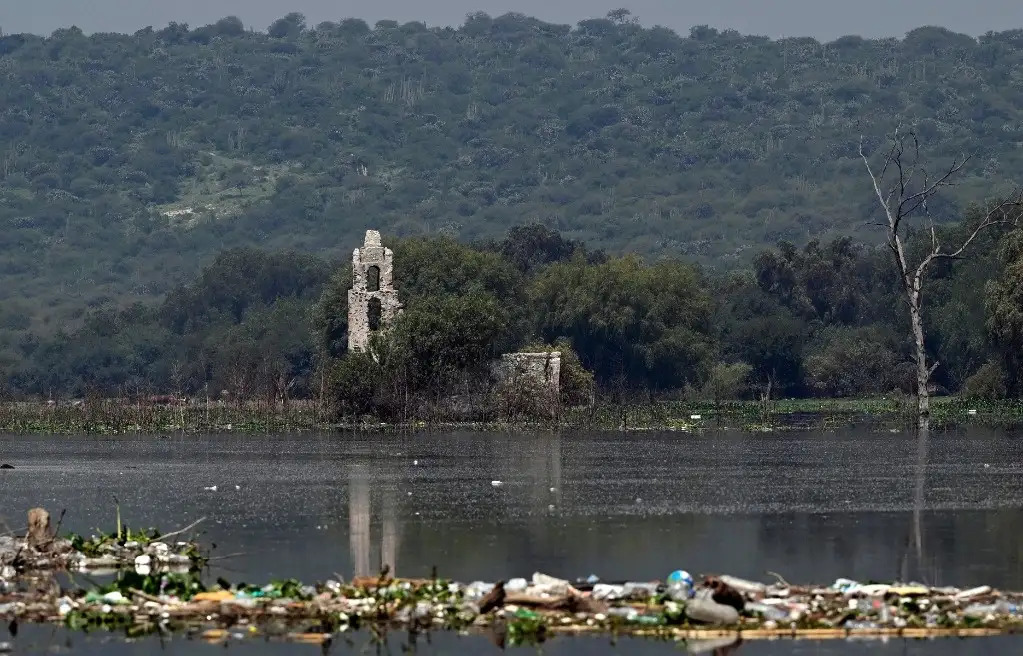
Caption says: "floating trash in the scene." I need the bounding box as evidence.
[4,511,1023,645]
[0,508,206,577]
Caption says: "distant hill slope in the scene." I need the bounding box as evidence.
[2,13,1023,329]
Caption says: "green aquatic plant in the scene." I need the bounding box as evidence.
[67,526,165,557]
[97,571,208,600]
[233,578,313,600]
[506,609,547,646]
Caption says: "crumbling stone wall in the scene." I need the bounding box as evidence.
[496,351,562,398]
[348,230,402,352]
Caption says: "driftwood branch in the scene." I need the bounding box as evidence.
[157,517,207,542]
[130,588,168,605]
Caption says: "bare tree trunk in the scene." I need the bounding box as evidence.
[908,296,930,425]
[860,131,1022,424]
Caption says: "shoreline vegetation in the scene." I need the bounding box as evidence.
[8,223,1023,432]
[2,396,1022,435]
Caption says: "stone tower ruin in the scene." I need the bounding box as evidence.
[348,230,402,352]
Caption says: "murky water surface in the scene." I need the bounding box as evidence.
[2,428,1023,654]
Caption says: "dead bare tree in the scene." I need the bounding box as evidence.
[860,130,1023,425]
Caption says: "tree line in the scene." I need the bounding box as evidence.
[4,10,1023,361]
[5,221,1023,416]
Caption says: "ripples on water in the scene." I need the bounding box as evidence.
[2,428,1022,655]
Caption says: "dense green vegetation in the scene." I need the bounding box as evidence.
[5,11,1023,416]
[4,219,1023,420]
[3,12,1023,341]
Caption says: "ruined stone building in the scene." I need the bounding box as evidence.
[348,230,402,352]
[496,351,562,398]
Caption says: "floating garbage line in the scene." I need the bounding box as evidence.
[3,510,1023,645]
[4,568,1023,645]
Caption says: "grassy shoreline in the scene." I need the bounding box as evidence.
[1,397,1022,435]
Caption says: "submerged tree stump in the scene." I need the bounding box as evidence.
[27,508,52,550]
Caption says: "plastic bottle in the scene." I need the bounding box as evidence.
[607,607,639,621]
[744,601,788,622]
[963,602,1001,618]
[592,583,625,600]
[685,598,740,625]
[622,581,660,599]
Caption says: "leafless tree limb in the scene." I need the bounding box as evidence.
[860,129,1023,425]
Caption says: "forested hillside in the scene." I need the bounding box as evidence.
[3,12,1023,329]
[5,12,1023,400]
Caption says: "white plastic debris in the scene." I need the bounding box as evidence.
[532,572,571,595]
[859,583,891,597]
[506,578,528,593]
[718,574,767,595]
[593,583,626,600]
[134,554,152,575]
[832,578,861,595]
[203,485,217,491]
[955,585,992,600]
[491,480,504,487]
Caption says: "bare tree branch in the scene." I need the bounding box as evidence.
[860,130,1022,424]
[929,198,1023,262]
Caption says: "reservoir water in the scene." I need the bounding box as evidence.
[2,428,1022,654]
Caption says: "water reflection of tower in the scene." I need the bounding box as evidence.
[505,433,563,568]
[522,433,563,511]
[348,460,401,578]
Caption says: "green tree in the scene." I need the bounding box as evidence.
[803,326,900,397]
[701,362,752,404]
[531,254,715,389]
[985,229,1023,395]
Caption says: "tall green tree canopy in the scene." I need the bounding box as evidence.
[531,255,715,388]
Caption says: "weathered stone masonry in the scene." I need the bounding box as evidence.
[348,230,402,352]
[496,351,561,399]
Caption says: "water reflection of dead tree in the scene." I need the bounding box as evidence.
[381,488,399,575]
[900,420,935,584]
